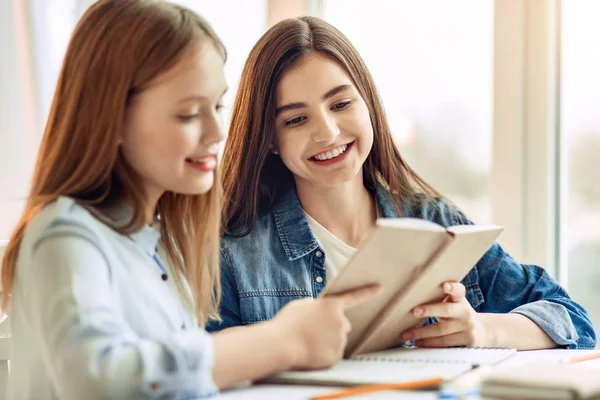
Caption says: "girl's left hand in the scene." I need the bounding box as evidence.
[401,281,492,348]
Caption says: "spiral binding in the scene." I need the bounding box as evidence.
[349,348,515,364]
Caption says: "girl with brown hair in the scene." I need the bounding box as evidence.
[210,16,596,351]
[1,3,379,399]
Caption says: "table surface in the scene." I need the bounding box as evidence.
[218,349,600,400]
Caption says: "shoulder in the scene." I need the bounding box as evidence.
[222,211,277,252]
[15,197,114,282]
[400,194,472,228]
[24,197,108,251]
[221,209,290,270]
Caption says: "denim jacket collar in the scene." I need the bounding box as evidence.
[272,183,399,261]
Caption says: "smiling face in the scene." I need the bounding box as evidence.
[273,52,374,191]
[121,42,227,203]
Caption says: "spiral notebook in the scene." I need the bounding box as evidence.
[261,347,517,387]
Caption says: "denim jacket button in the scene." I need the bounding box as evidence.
[315,276,324,284]
[315,250,323,258]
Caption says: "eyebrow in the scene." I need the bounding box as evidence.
[177,87,229,104]
[275,84,352,116]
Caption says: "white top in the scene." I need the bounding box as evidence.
[304,212,356,281]
[9,197,217,400]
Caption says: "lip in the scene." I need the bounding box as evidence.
[187,153,218,161]
[308,141,354,160]
[186,154,218,172]
[308,141,354,167]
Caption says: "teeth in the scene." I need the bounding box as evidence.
[314,144,348,161]
[188,157,212,163]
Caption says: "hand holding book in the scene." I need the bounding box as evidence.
[402,279,560,350]
[402,281,492,348]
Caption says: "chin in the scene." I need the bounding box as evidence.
[315,173,357,187]
[174,177,215,196]
[326,167,362,184]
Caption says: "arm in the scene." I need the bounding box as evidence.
[446,202,594,348]
[475,247,596,349]
[211,321,293,387]
[408,200,596,349]
[29,229,217,399]
[210,284,381,388]
[30,223,381,396]
[479,312,557,349]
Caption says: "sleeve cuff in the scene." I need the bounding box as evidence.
[140,329,218,398]
[510,300,579,349]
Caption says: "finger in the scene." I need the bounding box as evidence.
[342,317,352,334]
[415,332,471,348]
[402,319,466,341]
[412,300,470,320]
[332,284,382,309]
[442,281,466,303]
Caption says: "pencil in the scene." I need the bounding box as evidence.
[310,377,444,400]
[568,351,600,364]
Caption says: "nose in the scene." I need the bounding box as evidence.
[200,111,227,146]
[311,112,341,144]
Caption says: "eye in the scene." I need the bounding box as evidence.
[332,100,352,110]
[284,115,307,127]
[178,114,199,122]
[216,104,225,114]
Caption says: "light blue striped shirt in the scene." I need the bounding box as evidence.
[10,197,217,399]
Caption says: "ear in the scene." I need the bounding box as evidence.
[270,143,279,155]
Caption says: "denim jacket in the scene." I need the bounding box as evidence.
[207,186,597,349]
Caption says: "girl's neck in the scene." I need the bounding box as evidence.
[296,174,377,248]
[144,185,165,225]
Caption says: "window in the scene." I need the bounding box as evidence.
[35,0,80,120]
[321,0,494,223]
[172,0,268,128]
[562,0,600,329]
[0,0,78,241]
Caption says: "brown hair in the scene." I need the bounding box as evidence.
[222,16,440,235]
[1,0,225,323]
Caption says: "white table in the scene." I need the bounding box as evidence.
[218,349,600,400]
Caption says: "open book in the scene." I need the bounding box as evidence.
[481,361,600,399]
[262,347,516,386]
[320,218,503,357]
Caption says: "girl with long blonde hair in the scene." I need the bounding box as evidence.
[1,3,379,399]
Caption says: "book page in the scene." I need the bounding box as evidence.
[352,225,503,355]
[320,223,450,356]
[376,217,446,231]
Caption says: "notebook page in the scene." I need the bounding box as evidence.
[261,348,516,386]
[264,360,473,386]
[352,347,517,366]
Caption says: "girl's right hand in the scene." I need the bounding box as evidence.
[271,284,381,370]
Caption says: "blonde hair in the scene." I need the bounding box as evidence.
[1,0,225,323]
